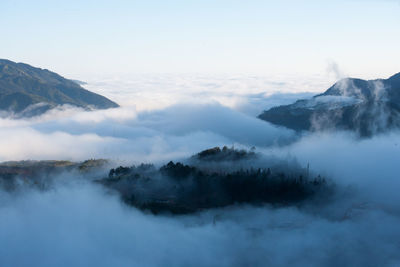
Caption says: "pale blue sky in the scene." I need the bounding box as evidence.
[1,0,399,79]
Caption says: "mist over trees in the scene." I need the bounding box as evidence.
[102,147,331,214]
[0,147,332,215]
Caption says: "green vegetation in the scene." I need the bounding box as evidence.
[103,147,331,214]
[0,159,109,190]
[193,146,257,161]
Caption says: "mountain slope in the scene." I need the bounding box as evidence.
[258,73,400,136]
[0,59,119,115]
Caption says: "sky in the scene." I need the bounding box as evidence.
[1,0,400,79]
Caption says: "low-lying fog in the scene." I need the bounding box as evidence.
[1,74,399,266]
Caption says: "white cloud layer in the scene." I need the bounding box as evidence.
[1,74,400,266]
[83,73,329,113]
[0,102,296,163]
[0,74,332,162]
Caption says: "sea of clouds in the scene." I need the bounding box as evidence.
[0,73,326,163]
[1,73,400,266]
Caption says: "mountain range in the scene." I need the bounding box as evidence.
[0,59,118,117]
[259,72,400,136]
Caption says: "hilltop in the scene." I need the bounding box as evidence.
[259,72,400,136]
[0,59,119,117]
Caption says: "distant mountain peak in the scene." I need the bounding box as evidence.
[388,72,400,82]
[258,72,400,136]
[0,59,119,117]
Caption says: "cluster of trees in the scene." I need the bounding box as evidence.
[108,163,155,179]
[100,157,330,215]
[193,146,257,161]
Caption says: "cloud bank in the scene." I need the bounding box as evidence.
[1,140,400,267]
[1,74,400,266]
[0,101,298,163]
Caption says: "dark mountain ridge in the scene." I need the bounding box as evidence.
[0,59,119,116]
[258,72,400,136]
